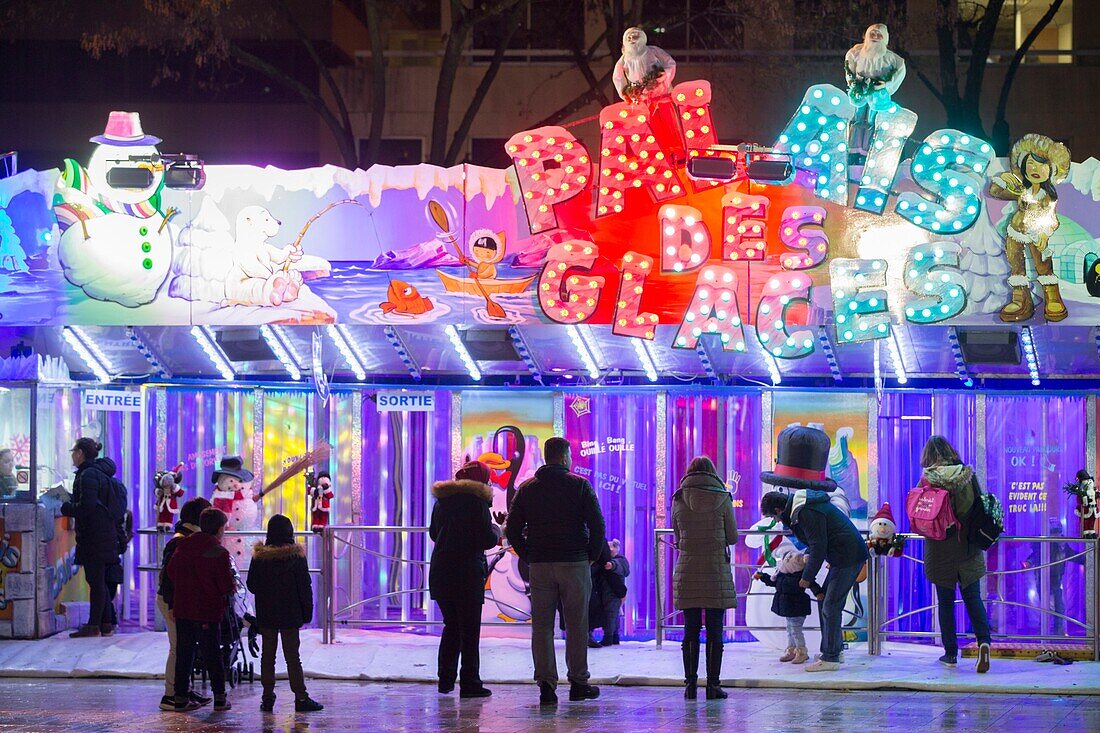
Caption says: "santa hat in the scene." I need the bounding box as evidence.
[870,502,896,525]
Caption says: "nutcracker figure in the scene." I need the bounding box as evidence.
[154,463,185,530]
[1064,469,1098,539]
[308,470,334,533]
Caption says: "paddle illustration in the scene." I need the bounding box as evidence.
[428,199,507,319]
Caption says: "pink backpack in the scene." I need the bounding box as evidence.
[905,479,959,540]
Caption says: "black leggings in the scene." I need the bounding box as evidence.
[82,562,112,628]
[683,607,724,643]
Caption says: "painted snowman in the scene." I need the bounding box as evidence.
[53,111,176,307]
[210,456,260,568]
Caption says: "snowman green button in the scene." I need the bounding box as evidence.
[142,258,153,270]
[141,242,152,253]
[139,226,148,236]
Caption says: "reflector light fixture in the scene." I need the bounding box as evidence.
[1021,326,1040,386]
[62,326,112,383]
[190,326,234,381]
[507,326,543,383]
[947,327,974,387]
[126,326,170,379]
[886,332,909,385]
[764,350,782,385]
[566,325,600,380]
[260,325,301,380]
[326,325,367,381]
[632,338,659,382]
[445,325,482,381]
[384,326,422,382]
[818,326,843,383]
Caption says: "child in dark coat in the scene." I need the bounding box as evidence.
[166,507,236,712]
[246,514,323,713]
[599,539,629,645]
[753,550,823,664]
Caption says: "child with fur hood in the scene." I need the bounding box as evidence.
[245,514,323,713]
[754,550,824,664]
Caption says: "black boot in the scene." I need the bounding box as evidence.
[682,637,700,700]
[705,639,727,700]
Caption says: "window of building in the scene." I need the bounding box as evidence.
[471,0,584,61]
[645,0,745,53]
[998,0,1074,64]
[358,138,423,167]
[468,138,513,169]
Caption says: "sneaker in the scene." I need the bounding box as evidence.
[260,696,275,712]
[213,697,231,712]
[459,685,492,699]
[173,698,201,713]
[69,625,101,638]
[568,683,600,701]
[294,697,324,712]
[976,643,991,674]
[804,659,841,672]
[587,636,601,649]
[538,682,557,706]
[188,691,212,707]
[99,624,116,637]
[438,681,455,694]
[159,696,176,711]
[1035,650,1056,663]
[938,654,958,667]
[815,652,845,663]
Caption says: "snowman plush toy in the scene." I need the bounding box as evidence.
[210,455,260,567]
[866,502,905,557]
[53,110,178,307]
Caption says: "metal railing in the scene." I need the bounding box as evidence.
[135,527,323,630]
[867,534,1100,660]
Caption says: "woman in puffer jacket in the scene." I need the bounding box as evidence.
[920,435,992,673]
[671,456,738,700]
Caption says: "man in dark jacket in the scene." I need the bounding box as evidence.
[167,507,236,712]
[762,489,869,671]
[428,461,500,699]
[505,437,606,705]
[61,438,121,638]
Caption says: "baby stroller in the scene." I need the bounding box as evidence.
[193,562,256,688]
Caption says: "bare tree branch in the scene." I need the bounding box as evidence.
[992,0,1065,152]
[361,0,387,167]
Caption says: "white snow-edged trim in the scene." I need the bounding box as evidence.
[1008,275,1030,287]
[334,163,511,208]
[1037,275,1059,285]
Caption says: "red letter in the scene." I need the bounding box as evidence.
[721,190,769,262]
[673,266,746,352]
[779,206,829,270]
[506,126,592,234]
[537,240,605,323]
[613,252,659,339]
[596,104,681,217]
[659,204,711,274]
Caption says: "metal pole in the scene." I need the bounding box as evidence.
[1094,538,1099,662]
[323,527,334,644]
[655,530,663,648]
[868,554,879,655]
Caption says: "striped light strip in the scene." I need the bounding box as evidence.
[1021,326,1040,386]
[326,325,367,381]
[190,326,235,381]
[384,326,422,382]
[445,325,481,381]
[696,343,717,381]
[260,325,302,380]
[886,332,909,385]
[947,327,973,387]
[507,326,543,383]
[126,326,170,379]
[62,326,111,383]
[566,325,600,379]
[818,326,843,383]
[764,349,782,386]
[632,338,658,382]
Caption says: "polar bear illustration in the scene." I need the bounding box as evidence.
[170,202,315,307]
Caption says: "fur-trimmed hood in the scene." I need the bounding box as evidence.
[251,541,306,561]
[431,479,493,502]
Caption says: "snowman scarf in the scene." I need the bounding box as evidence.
[54,158,161,233]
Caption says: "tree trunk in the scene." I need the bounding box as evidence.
[444,0,525,166]
[992,0,1065,154]
[362,0,387,168]
[429,15,470,165]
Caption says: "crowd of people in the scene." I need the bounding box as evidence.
[56,426,995,713]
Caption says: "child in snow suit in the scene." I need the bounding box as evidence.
[754,550,824,664]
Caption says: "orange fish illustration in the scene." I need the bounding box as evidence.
[380,280,434,316]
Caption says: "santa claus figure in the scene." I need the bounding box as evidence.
[308,470,334,533]
[866,502,905,557]
[613,26,676,103]
[210,455,260,566]
[844,23,906,111]
[154,463,185,530]
[1065,469,1098,539]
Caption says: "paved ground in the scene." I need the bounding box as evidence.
[1,679,1099,732]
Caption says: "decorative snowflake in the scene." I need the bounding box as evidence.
[9,434,30,465]
[569,396,591,418]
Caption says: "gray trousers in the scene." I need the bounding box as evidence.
[529,561,592,687]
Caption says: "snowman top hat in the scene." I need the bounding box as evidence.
[211,455,254,484]
[90,111,162,147]
[760,425,838,491]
